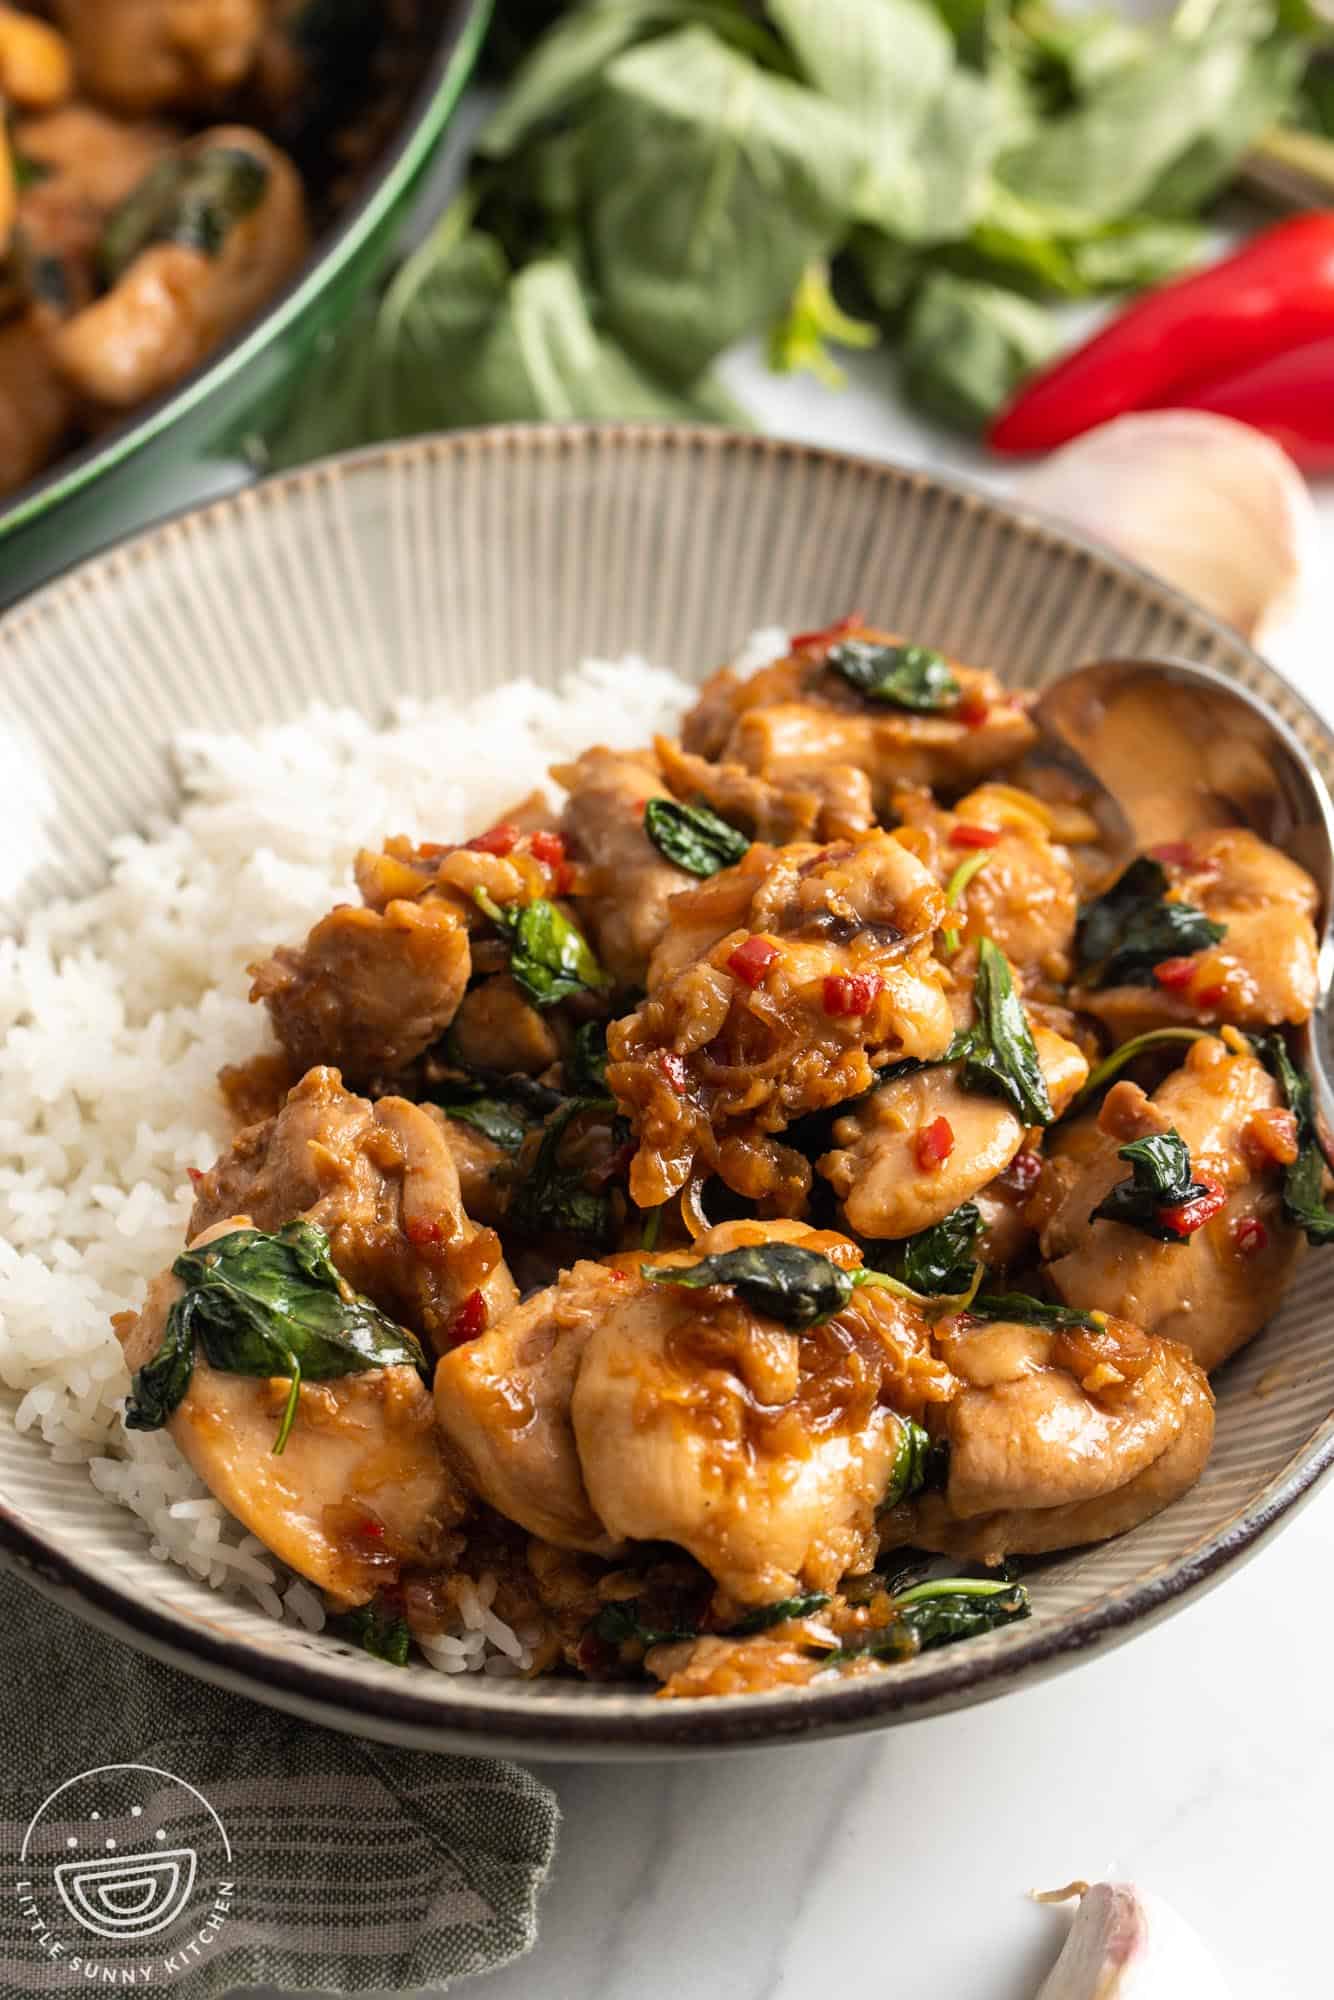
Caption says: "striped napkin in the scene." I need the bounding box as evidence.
[0,1568,557,1996]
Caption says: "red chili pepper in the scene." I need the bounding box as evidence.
[1170,335,1334,474]
[790,612,866,652]
[956,688,990,729]
[1001,1147,1043,1195]
[1157,1175,1226,1238]
[989,214,1334,455]
[728,935,779,987]
[358,1516,385,1541]
[466,822,521,856]
[1152,956,1197,990]
[186,1167,203,1184]
[949,823,1002,849]
[915,1116,954,1171]
[1233,1216,1270,1257]
[444,1288,487,1348]
[1149,841,1196,867]
[529,829,566,868]
[1195,984,1228,1011]
[405,1216,443,1248]
[822,973,884,1017]
[656,1051,688,1095]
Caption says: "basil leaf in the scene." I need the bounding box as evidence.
[900,270,1058,433]
[768,260,877,385]
[477,890,610,1008]
[727,1593,832,1636]
[826,1577,1029,1663]
[889,1201,983,1296]
[646,1242,857,1328]
[1076,857,1225,988]
[970,1290,1103,1333]
[593,1599,702,1650]
[827,638,960,712]
[1090,1127,1212,1242]
[881,1416,947,1509]
[1250,1033,1334,1245]
[333,1597,412,1667]
[427,1080,530,1152]
[124,1222,426,1451]
[509,1096,618,1245]
[568,1019,610,1095]
[102,147,269,283]
[644,797,750,877]
[953,938,1054,1125]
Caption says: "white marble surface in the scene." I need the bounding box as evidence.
[468,358,1334,2000]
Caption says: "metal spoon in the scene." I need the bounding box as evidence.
[1033,654,1334,1141]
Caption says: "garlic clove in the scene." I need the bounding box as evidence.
[1034,1881,1232,1999]
[1015,411,1318,647]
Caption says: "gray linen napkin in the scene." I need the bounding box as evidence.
[0,1569,558,1997]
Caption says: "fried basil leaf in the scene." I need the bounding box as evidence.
[889,1201,983,1295]
[593,1600,702,1650]
[881,1416,947,1509]
[476,890,610,1007]
[333,1596,412,1667]
[951,938,1054,1125]
[970,1290,1103,1333]
[567,1020,609,1095]
[101,146,269,282]
[1076,857,1225,989]
[1250,1033,1334,1245]
[827,638,960,712]
[644,796,749,877]
[509,1096,618,1245]
[726,1592,832,1636]
[826,1577,1030,1663]
[426,1078,530,1152]
[125,1221,426,1452]
[645,1242,856,1328]
[1090,1127,1212,1242]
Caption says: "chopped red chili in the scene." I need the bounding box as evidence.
[790,611,866,652]
[915,1116,955,1171]
[1195,983,1228,1010]
[405,1216,443,1248]
[1157,1175,1226,1238]
[465,822,521,856]
[1001,1147,1043,1195]
[957,688,990,729]
[727,935,780,987]
[949,823,1003,849]
[186,1167,203,1185]
[656,1050,688,1094]
[1149,841,1196,867]
[822,972,884,1016]
[1232,1216,1270,1257]
[529,829,566,868]
[358,1517,385,1541]
[444,1288,487,1348]
[1152,956,1197,990]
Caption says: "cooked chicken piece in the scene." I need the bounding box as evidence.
[1040,1036,1304,1369]
[0,313,76,494]
[609,830,955,1211]
[0,6,73,108]
[681,624,1037,808]
[572,1222,956,1604]
[52,127,307,407]
[249,896,470,1085]
[429,1108,511,1230]
[446,973,559,1076]
[433,1260,629,1555]
[655,734,874,844]
[818,1022,1088,1240]
[892,780,1079,984]
[898,1310,1213,1561]
[13,105,177,289]
[55,0,266,113]
[1077,828,1319,1038]
[555,745,695,987]
[190,1066,517,1353]
[116,1218,464,1607]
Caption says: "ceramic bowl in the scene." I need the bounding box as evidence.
[3,425,1332,1758]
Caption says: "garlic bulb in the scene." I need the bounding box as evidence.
[1034,1881,1232,1999]
[1016,411,1318,648]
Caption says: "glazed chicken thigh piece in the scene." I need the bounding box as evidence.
[1039,1036,1304,1370]
[115,1218,464,1607]
[1076,827,1320,1039]
[190,1066,518,1354]
[898,1309,1213,1562]
[818,1020,1088,1240]
[55,0,267,114]
[681,624,1037,809]
[655,734,874,844]
[555,744,699,988]
[609,829,955,1211]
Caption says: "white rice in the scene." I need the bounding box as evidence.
[0,640,786,1669]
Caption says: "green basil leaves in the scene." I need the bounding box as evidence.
[1076,857,1225,989]
[827,639,960,712]
[825,1576,1030,1664]
[102,147,270,283]
[475,890,610,1007]
[644,797,749,877]
[509,1096,620,1246]
[951,938,1054,1125]
[881,1416,946,1510]
[125,1222,427,1453]
[970,1291,1104,1333]
[1250,1034,1334,1245]
[645,1242,858,1328]
[1090,1127,1213,1241]
[333,1596,412,1667]
[888,1202,983,1296]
